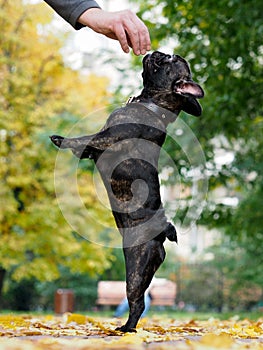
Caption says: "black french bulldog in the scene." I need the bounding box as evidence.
[50,51,204,332]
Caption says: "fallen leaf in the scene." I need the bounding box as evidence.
[66,313,87,325]
[200,333,234,348]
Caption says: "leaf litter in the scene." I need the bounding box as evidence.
[0,313,262,349]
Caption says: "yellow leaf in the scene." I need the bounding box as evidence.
[114,332,144,345]
[66,313,87,325]
[200,333,234,348]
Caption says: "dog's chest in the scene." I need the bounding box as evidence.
[94,104,168,206]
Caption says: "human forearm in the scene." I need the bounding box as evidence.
[43,0,151,55]
[43,0,100,29]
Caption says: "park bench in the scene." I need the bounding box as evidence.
[96,279,176,306]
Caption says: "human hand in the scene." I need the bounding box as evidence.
[78,8,151,55]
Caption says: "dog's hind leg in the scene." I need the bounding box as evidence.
[116,239,166,332]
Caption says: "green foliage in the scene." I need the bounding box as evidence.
[133,0,263,287]
[2,278,38,311]
[35,266,99,311]
[99,248,126,282]
[176,240,262,312]
[2,268,99,311]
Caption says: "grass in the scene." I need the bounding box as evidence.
[78,308,262,321]
[0,309,261,321]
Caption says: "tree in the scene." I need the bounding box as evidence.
[0,0,114,301]
[132,0,263,286]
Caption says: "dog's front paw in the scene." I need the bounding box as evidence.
[115,325,137,333]
[50,135,95,159]
[50,135,65,148]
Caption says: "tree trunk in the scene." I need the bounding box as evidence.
[0,268,6,308]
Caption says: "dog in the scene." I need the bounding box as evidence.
[50,51,204,332]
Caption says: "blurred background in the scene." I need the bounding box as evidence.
[0,0,262,315]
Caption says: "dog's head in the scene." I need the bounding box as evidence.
[142,51,204,116]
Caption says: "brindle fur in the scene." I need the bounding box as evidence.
[50,52,204,332]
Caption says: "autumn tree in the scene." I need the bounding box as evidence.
[0,0,114,302]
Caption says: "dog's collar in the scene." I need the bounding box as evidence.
[126,97,179,125]
[140,102,179,125]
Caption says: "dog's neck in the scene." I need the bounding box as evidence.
[132,88,184,114]
[127,96,179,126]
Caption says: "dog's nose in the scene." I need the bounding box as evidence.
[168,55,177,63]
[165,54,173,62]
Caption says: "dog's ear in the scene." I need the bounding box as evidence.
[182,97,203,117]
[173,80,204,117]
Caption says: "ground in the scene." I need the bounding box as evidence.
[0,313,262,349]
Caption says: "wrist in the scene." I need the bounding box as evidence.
[78,7,103,28]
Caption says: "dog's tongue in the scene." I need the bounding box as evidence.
[176,81,204,98]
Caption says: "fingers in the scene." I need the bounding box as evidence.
[115,10,151,55]
[112,22,131,54]
[79,8,151,55]
[130,15,151,55]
